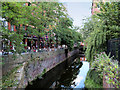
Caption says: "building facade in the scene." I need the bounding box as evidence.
[92,0,111,15]
[91,0,101,15]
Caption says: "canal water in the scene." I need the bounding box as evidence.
[26,58,89,89]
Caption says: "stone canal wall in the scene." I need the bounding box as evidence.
[1,48,79,88]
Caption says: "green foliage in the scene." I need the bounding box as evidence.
[40,58,44,61]
[2,2,26,25]
[86,33,106,61]
[1,2,30,54]
[81,17,95,40]
[91,52,120,88]
[96,2,120,39]
[82,2,120,61]
[84,69,103,88]
[84,18,107,62]
[55,24,82,50]
[38,68,47,79]
[2,64,23,88]
[1,2,83,53]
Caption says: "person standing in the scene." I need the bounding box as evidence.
[27,46,30,52]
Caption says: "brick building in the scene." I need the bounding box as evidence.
[91,0,101,15]
[92,0,111,15]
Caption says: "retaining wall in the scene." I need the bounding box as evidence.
[1,48,79,88]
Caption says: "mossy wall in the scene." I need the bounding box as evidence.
[1,49,79,88]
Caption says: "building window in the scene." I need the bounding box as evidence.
[23,25,25,30]
[3,21,8,29]
[1,21,3,27]
[11,25,14,31]
[23,3,26,6]
[16,25,20,30]
[16,26,18,30]
[28,2,31,6]
[97,4,100,9]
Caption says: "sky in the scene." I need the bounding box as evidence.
[59,0,92,28]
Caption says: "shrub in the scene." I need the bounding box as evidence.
[91,52,120,88]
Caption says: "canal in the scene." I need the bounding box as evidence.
[26,58,89,89]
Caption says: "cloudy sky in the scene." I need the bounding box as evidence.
[59,0,92,28]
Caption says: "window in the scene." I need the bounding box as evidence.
[11,25,14,31]
[23,3,26,6]
[16,25,20,30]
[97,4,100,9]
[28,2,31,6]
[1,21,3,27]
[3,21,8,29]
[16,26,18,30]
[1,21,8,29]
[23,25,25,30]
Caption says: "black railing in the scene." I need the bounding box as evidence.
[107,38,120,63]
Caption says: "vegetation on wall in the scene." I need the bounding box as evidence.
[2,64,23,88]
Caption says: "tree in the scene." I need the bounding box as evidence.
[83,2,120,62]
[81,16,97,40]
[2,2,30,54]
[1,2,83,54]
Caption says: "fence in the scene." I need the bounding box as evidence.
[107,38,120,63]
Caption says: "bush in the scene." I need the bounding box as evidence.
[91,52,120,88]
[84,69,103,88]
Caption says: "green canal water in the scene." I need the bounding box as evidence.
[26,58,90,89]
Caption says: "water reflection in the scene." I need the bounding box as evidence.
[72,61,89,88]
[51,61,89,88]
[52,61,82,88]
[26,58,89,89]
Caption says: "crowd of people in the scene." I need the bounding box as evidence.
[0,42,84,55]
